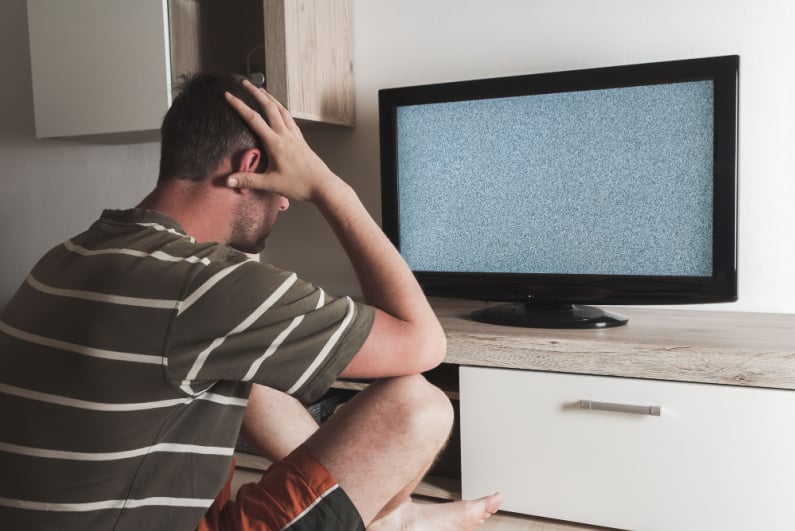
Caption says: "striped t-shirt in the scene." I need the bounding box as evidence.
[0,208,375,530]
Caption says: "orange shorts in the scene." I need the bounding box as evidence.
[197,445,364,531]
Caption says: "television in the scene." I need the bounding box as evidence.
[378,55,739,328]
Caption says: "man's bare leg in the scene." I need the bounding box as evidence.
[240,378,501,529]
[302,375,502,529]
[240,383,318,462]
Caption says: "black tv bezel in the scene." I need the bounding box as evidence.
[379,55,738,306]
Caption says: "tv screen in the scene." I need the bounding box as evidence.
[379,56,738,328]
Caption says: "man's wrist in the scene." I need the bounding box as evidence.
[312,174,356,211]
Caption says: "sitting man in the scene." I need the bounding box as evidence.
[0,73,501,530]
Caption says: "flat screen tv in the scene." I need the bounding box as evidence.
[379,55,738,328]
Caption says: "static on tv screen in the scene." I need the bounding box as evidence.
[395,80,714,277]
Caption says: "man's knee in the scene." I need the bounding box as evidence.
[373,375,454,442]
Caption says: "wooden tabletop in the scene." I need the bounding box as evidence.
[431,297,795,391]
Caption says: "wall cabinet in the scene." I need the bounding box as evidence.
[26,0,353,138]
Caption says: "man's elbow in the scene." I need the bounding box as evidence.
[416,322,447,372]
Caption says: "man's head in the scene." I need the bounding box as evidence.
[151,73,288,254]
[158,73,267,183]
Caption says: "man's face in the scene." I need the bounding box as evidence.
[228,190,289,254]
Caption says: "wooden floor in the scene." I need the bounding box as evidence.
[473,513,599,530]
[232,468,610,530]
[413,496,610,531]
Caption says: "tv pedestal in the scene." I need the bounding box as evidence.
[470,301,628,328]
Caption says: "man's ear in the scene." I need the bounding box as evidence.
[225,148,262,194]
[237,148,262,173]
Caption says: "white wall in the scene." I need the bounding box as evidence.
[2,0,793,314]
[0,0,159,305]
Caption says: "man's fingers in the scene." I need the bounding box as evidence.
[224,92,271,133]
[240,80,288,131]
[227,172,257,190]
[240,80,300,134]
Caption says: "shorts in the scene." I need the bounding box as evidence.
[197,445,364,531]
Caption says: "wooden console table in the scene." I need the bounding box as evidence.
[433,297,795,390]
[431,297,795,531]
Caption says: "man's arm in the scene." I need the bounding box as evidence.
[225,82,445,379]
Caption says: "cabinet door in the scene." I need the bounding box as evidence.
[264,0,354,126]
[27,0,172,137]
[460,366,795,531]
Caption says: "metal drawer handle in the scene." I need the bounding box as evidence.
[579,399,661,416]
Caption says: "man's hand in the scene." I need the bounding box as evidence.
[226,80,446,379]
[224,81,337,203]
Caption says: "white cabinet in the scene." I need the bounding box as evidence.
[26,0,353,138]
[460,366,795,531]
[27,0,172,137]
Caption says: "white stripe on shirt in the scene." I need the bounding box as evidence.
[243,288,326,382]
[177,260,252,316]
[0,383,187,412]
[0,383,249,412]
[64,239,209,265]
[179,273,298,395]
[242,288,327,382]
[0,496,214,512]
[26,274,179,310]
[0,321,163,365]
[241,315,305,382]
[197,392,249,407]
[0,441,234,461]
[286,297,357,395]
[135,222,196,243]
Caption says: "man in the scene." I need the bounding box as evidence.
[0,73,501,530]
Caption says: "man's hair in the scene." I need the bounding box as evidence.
[158,73,266,183]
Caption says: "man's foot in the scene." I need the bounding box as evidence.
[367,492,503,531]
